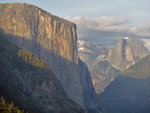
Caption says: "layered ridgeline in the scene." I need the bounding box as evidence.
[107,37,149,70]
[0,34,85,113]
[0,3,103,112]
[98,55,150,113]
[78,40,120,94]
[78,37,149,94]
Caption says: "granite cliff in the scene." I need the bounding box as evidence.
[107,37,149,70]
[0,34,85,113]
[0,3,100,111]
[0,3,78,63]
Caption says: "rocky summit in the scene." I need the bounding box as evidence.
[107,37,149,70]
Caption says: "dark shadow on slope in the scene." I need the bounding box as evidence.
[98,75,150,113]
[0,33,86,113]
[0,28,100,112]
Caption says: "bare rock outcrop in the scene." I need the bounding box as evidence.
[107,37,149,70]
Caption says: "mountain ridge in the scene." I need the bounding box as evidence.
[107,37,149,70]
[124,55,150,79]
[98,54,150,113]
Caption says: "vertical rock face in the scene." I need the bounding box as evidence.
[0,35,86,113]
[0,3,78,63]
[107,37,149,70]
[0,3,97,109]
[0,3,82,105]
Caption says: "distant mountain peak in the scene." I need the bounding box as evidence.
[107,37,149,70]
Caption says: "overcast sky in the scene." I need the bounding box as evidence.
[1,0,150,46]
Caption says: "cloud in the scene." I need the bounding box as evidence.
[65,16,150,46]
[66,16,128,31]
[141,38,150,51]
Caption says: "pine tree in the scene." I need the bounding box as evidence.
[1,96,5,106]
[8,104,12,112]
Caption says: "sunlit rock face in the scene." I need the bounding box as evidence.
[0,3,98,110]
[0,3,78,64]
[107,37,149,70]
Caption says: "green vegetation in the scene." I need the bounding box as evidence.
[0,96,26,113]
[124,55,150,79]
[17,49,49,70]
[0,34,53,84]
[0,34,54,112]
[0,34,49,71]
